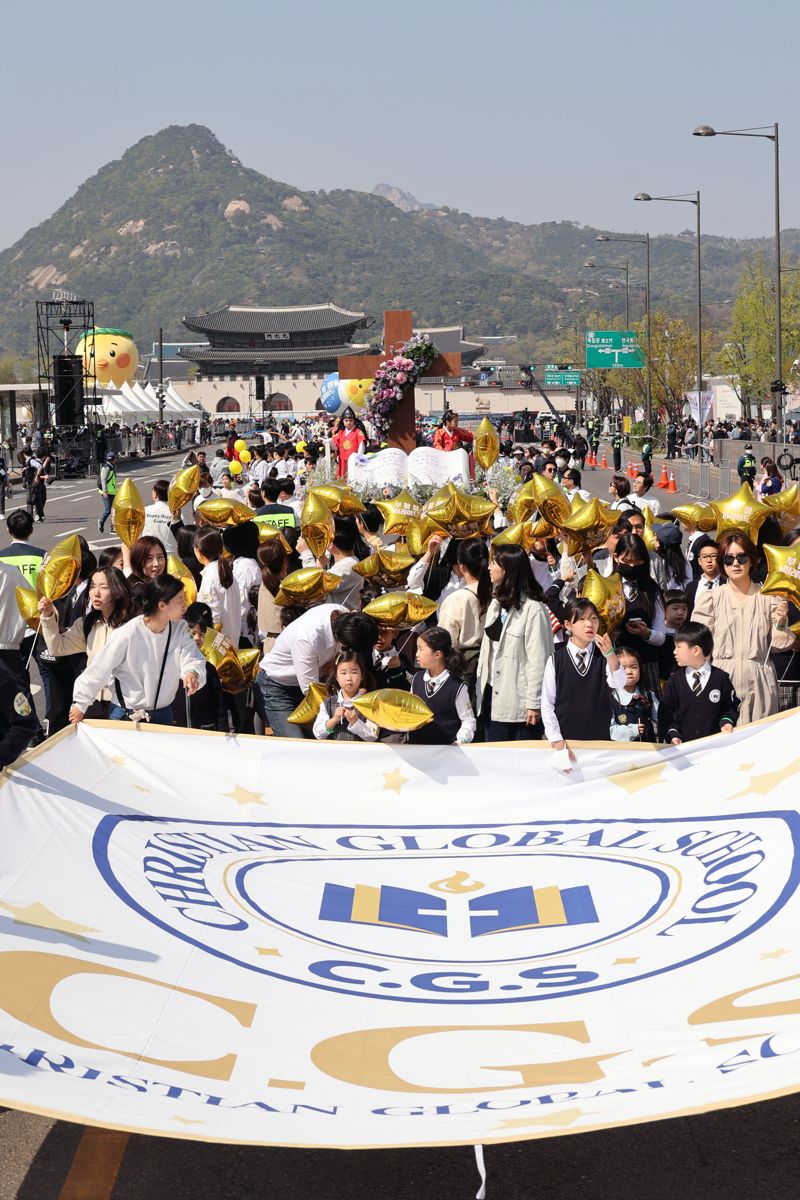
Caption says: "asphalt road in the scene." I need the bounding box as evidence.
[5,447,792,1200]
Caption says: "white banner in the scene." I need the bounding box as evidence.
[687,390,714,426]
[2,718,800,1149]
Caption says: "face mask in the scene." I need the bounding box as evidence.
[616,561,647,582]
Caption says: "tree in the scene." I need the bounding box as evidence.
[722,251,800,415]
[0,354,35,384]
[605,311,716,424]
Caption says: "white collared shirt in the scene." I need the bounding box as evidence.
[312,688,379,741]
[540,640,627,743]
[685,660,712,694]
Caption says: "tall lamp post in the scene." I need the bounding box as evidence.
[596,233,652,432]
[584,259,630,325]
[693,124,783,433]
[635,191,702,422]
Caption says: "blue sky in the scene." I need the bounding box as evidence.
[1,0,797,249]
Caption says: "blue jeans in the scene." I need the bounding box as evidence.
[110,704,174,725]
[99,494,114,530]
[256,672,306,738]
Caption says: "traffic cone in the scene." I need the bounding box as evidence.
[667,473,678,493]
[656,461,669,489]
[626,460,634,477]
[588,449,596,467]
[601,451,608,469]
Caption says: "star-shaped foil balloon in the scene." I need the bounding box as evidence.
[374,489,421,537]
[36,534,82,601]
[474,417,499,471]
[353,547,416,587]
[111,479,146,548]
[763,483,800,535]
[362,591,437,629]
[274,568,340,607]
[287,682,329,726]
[760,543,800,607]
[301,492,336,559]
[406,513,447,557]
[492,521,538,553]
[529,474,571,527]
[641,506,674,552]
[309,484,366,516]
[196,498,256,527]
[711,483,771,543]
[672,502,717,534]
[353,689,433,733]
[168,465,200,518]
[424,484,495,538]
[167,554,197,606]
[581,569,627,633]
[558,498,617,556]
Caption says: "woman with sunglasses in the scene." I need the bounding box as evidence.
[691,532,792,724]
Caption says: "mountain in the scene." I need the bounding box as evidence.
[1,124,797,361]
[372,183,436,213]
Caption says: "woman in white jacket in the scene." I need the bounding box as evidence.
[194,528,241,646]
[476,543,554,741]
[38,566,133,719]
[69,575,205,725]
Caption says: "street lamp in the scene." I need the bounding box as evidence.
[635,191,702,423]
[584,258,630,325]
[693,123,784,432]
[596,232,652,431]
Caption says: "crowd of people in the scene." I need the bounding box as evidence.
[0,414,798,768]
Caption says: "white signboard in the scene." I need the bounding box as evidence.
[348,447,470,490]
[1,718,800,1148]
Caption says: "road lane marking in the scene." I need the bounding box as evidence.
[58,1128,129,1200]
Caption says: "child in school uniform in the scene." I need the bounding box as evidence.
[410,627,476,745]
[313,651,380,742]
[658,589,689,683]
[541,598,627,760]
[609,647,657,742]
[658,621,740,744]
[172,602,228,731]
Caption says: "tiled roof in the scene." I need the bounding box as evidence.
[415,326,484,364]
[177,343,372,364]
[183,303,368,335]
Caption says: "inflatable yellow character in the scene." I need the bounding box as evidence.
[76,328,139,387]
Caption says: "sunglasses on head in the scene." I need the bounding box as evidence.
[722,553,749,566]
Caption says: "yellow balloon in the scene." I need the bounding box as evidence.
[76,328,139,387]
[760,544,800,607]
[274,568,340,607]
[492,521,538,553]
[527,474,570,526]
[353,547,416,587]
[301,493,336,559]
[353,688,433,733]
[374,489,421,537]
[287,682,329,726]
[672,502,717,534]
[35,534,81,601]
[310,484,366,516]
[406,514,446,557]
[581,569,627,634]
[166,554,197,606]
[237,647,262,688]
[229,460,243,476]
[112,478,146,548]
[474,417,499,471]
[257,523,292,552]
[711,483,772,543]
[200,627,246,693]
[641,506,673,552]
[362,591,438,629]
[239,449,252,464]
[424,483,495,538]
[196,498,255,527]
[559,498,617,556]
[15,584,40,631]
[763,483,800,535]
[168,464,200,518]
[234,439,247,453]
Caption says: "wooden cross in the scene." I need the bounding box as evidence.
[338,309,461,454]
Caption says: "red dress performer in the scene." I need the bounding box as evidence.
[332,409,366,479]
[433,411,474,453]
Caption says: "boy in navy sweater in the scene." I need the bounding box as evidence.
[658,621,739,744]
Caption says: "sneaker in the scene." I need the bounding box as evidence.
[98,519,104,532]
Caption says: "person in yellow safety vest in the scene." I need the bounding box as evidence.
[98,452,118,533]
[0,509,45,589]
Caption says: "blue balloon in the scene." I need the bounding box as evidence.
[320,372,341,414]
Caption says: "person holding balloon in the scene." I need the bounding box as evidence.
[312,651,379,742]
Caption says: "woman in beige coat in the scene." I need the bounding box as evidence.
[37,567,133,718]
[691,532,793,724]
[476,543,554,740]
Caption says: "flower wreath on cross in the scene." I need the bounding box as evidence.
[363,332,438,443]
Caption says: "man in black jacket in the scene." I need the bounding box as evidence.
[0,657,39,767]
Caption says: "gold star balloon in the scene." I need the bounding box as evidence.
[641,506,674,552]
[15,584,40,631]
[474,417,500,471]
[36,534,82,601]
[111,479,145,548]
[353,547,416,588]
[507,482,536,524]
[287,682,329,726]
[491,521,538,553]
[200,627,246,693]
[196,497,256,527]
[763,483,800,535]
[373,489,421,537]
[274,568,340,607]
[424,483,495,538]
[168,465,200,518]
[362,591,437,629]
[671,502,717,534]
[559,498,617,556]
[353,688,433,733]
[309,484,366,516]
[711,483,771,543]
[406,514,447,557]
[530,473,571,527]
[581,569,627,634]
[237,647,262,688]
[166,554,198,606]
[301,492,336,559]
[760,544,800,607]
[256,522,292,552]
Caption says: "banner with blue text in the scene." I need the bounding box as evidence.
[1,718,800,1148]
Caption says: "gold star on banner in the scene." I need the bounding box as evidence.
[383,769,409,794]
[110,755,127,765]
[642,1055,672,1067]
[612,956,640,965]
[224,785,266,807]
[494,1107,584,1131]
[607,762,667,795]
[267,1078,306,1090]
[171,1116,205,1126]
[255,947,282,956]
[0,901,98,940]
[730,758,800,800]
[760,948,790,960]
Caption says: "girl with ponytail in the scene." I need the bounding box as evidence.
[194,528,241,646]
[410,627,476,746]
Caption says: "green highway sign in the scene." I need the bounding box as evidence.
[585,330,645,369]
[544,365,581,387]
